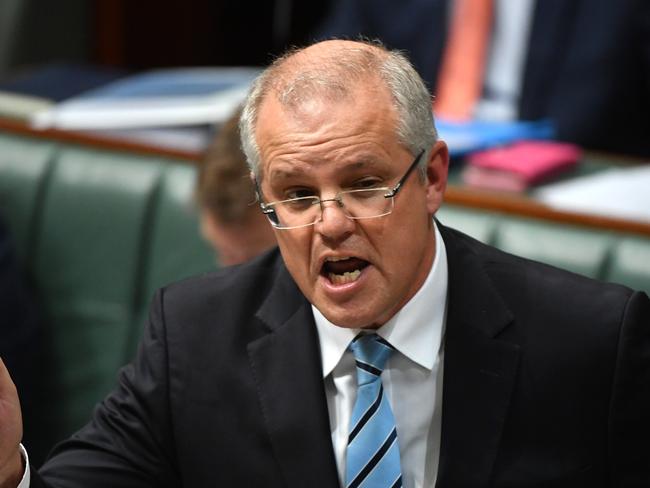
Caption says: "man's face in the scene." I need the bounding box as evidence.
[255,82,448,328]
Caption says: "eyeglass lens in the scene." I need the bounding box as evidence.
[270,188,393,228]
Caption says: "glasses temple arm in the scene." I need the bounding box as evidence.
[387,149,425,197]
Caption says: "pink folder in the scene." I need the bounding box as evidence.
[462,140,581,192]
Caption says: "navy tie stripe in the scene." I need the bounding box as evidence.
[348,428,398,488]
[346,334,403,488]
[356,360,383,377]
[348,384,384,443]
[374,336,395,349]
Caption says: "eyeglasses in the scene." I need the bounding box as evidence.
[257,149,425,230]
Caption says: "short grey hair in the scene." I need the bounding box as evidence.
[239,39,438,180]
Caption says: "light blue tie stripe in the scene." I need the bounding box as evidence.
[346,334,402,488]
[362,438,402,487]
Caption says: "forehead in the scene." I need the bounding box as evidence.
[255,81,403,180]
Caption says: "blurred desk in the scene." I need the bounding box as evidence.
[447,151,650,237]
[0,116,201,161]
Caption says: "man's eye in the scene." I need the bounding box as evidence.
[284,198,315,211]
[351,178,382,189]
[285,188,315,200]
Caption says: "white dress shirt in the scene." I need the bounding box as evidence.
[314,223,448,488]
[16,444,29,488]
[475,0,537,121]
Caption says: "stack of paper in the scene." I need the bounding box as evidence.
[0,91,53,121]
[30,67,261,130]
[535,166,650,223]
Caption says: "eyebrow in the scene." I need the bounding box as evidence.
[268,157,384,182]
[267,167,305,182]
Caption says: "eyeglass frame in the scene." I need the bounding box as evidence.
[254,149,426,230]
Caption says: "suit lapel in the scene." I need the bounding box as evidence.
[247,264,340,488]
[436,225,520,487]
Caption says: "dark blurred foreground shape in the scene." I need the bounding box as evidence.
[0,214,48,465]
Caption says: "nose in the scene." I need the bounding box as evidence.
[314,197,354,243]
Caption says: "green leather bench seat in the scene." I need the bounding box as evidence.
[605,237,650,294]
[493,219,613,279]
[0,135,216,454]
[0,134,56,261]
[32,147,163,437]
[130,163,215,359]
[434,205,497,244]
[437,205,650,293]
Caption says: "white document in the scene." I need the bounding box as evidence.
[30,67,261,130]
[534,166,650,223]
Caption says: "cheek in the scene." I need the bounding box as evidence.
[276,230,313,273]
[381,208,432,264]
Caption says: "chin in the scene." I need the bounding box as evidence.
[318,303,384,330]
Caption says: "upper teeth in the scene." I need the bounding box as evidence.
[326,256,351,262]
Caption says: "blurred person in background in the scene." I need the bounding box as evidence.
[315,0,650,157]
[195,108,276,266]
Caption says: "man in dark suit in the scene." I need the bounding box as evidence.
[315,0,650,157]
[0,39,649,487]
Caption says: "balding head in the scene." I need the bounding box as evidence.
[269,40,389,107]
[240,39,437,180]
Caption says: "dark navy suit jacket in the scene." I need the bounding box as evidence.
[315,0,650,157]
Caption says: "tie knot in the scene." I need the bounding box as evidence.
[349,334,395,385]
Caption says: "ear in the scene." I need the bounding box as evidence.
[199,211,219,245]
[424,140,449,214]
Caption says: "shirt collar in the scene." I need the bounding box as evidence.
[313,222,448,377]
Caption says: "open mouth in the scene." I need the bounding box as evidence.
[321,256,370,285]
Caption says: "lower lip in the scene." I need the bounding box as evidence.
[318,265,371,297]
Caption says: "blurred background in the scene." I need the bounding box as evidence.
[1,0,649,470]
[0,0,330,78]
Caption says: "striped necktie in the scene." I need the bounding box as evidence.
[346,334,402,488]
